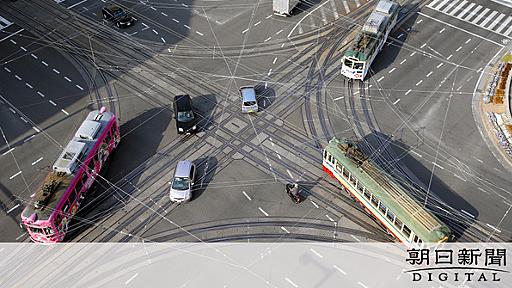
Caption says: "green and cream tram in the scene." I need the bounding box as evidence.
[322,138,452,248]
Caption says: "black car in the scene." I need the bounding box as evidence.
[174,95,197,134]
[102,4,136,28]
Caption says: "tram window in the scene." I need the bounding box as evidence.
[88,160,95,174]
[354,62,364,71]
[357,182,364,193]
[394,218,403,230]
[370,195,379,207]
[344,59,353,68]
[403,225,411,238]
[386,210,395,222]
[343,168,349,178]
[336,163,342,173]
[413,235,419,243]
[363,189,371,200]
[323,150,327,160]
[68,190,76,205]
[378,202,387,214]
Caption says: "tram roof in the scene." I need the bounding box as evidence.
[325,138,451,242]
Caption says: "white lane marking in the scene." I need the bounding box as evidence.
[310,248,323,258]
[152,29,158,35]
[75,84,84,90]
[242,28,249,34]
[358,282,368,288]
[333,96,344,101]
[64,76,72,82]
[37,91,45,97]
[264,37,272,42]
[276,29,283,35]
[465,38,471,44]
[333,265,346,275]
[183,25,191,30]
[266,15,272,19]
[288,0,331,37]
[2,148,15,156]
[25,83,33,89]
[172,18,179,23]
[196,31,204,36]
[267,69,272,76]
[281,226,290,233]
[49,100,57,106]
[0,28,24,43]
[61,109,69,115]
[405,89,412,95]
[150,6,157,11]
[15,233,26,241]
[417,12,504,46]
[409,52,416,56]
[437,63,444,68]
[415,80,423,86]
[52,68,60,74]
[6,204,20,214]
[400,59,407,64]
[14,75,22,80]
[343,1,350,14]
[41,61,48,66]
[417,19,423,24]
[426,71,433,77]
[439,28,445,33]
[411,150,423,158]
[486,224,501,233]
[455,46,462,52]
[161,12,168,16]
[161,37,166,43]
[9,39,16,44]
[24,135,35,143]
[9,171,22,180]
[473,156,483,163]
[273,57,278,64]
[326,214,335,222]
[20,46,27,52]
[388,67,396,73]
[461,209,476,218]
[31,157,43,166]
[125,273,138,285]
[254,21,261,26]
[446,54,453,60]
[287,169,293,178]
[276,153,282,160]
[258,207,269,216]
[20,117,28,123]
[33,127,41,133]
[377,76,384,82]
[393,99,401,105]
[8,108,16,114]
[432,162,445,170]
[310,200,319,208]
[420,43,427,48]
[181,3,188,7]
[285,277,298,288]
[242,191,252,201]
[397,33,404,38]
[351,235,361,242]
[67,0,88,9]
[31,54,38,59]
[3,67,11,73]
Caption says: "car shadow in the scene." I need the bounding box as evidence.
[191,156,218,201]
[255,84,276,111]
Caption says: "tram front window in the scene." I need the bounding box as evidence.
[354,62,364,71]
[344,59,354,68]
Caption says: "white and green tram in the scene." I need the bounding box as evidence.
[322,138,452,248]
[341,0,399,80]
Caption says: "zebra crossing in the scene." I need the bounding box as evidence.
[0,15,13,30]
[426,0,512,38]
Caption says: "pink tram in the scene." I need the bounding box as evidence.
[21,107,120,243]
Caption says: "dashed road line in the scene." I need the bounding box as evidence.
[6,204,20,214]
[415,80,423,86]
[20,46,27,52]
[460,209,476,219]
[432,162,445,170]
[400,59,407,64]
[61,109,69,116]
[388,67,396,73]
[242,191,252,201]
[37,91,45,97]
[333,265,347,275]
[75,84,84,90]
[14,75,22,80]
[377,76,384,82]
[351,235,361,242]
[258,207,269,216]
[183,24,191,30]
[310,248,323,258]
[3,67,11,73]
[31,157,43,166]
[276,29,283,35]
[9,171,22,180]
[285,278,298,288]
[2,148,15,156]
[172,18,179,23]
[196,31,204,36]
[486,224,501,233]
[405,89,412,95]
[254,21,261,26]
[281,226,290,233]
[310,200,319,208]
[393,98,401,105]
[25,83,33,89]
[52,68,60,74]
[64,76,72,82]
[41,61,48,66]
[161,12,168,17]
[49,100,57,106]
[287,169,293,178]
[436,63,444,68]
[264,37,271,42]
[326,214,335,222]
[31,54,37,59]
[426,71,433,77]
[242,28,249,34]
[152,29,158,35]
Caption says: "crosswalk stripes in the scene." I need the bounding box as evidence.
[0,15,13,30]
[426,0,512,38]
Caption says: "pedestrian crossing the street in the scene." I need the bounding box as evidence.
[426,0,512,38]
[0,15,13,30]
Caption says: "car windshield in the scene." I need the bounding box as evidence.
[172,177,189,190]
[243,101,256,106]
[113,9,125,17]
[177,111,194,122]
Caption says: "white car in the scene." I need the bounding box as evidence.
[240,86,258,113]
[169,160,196,203]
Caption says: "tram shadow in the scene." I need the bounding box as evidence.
[65,107,171,242]
[360,131,477,241]
[255,84,276,112]
[293,0,323,17]
[193,94,217,132]
[368,5,420,76]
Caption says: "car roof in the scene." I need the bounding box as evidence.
[174,160,193,177]
[240,87,256,102]
[174,95,192,111]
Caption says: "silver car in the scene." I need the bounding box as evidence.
[240,86,258,113]
[169,160,196,203]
